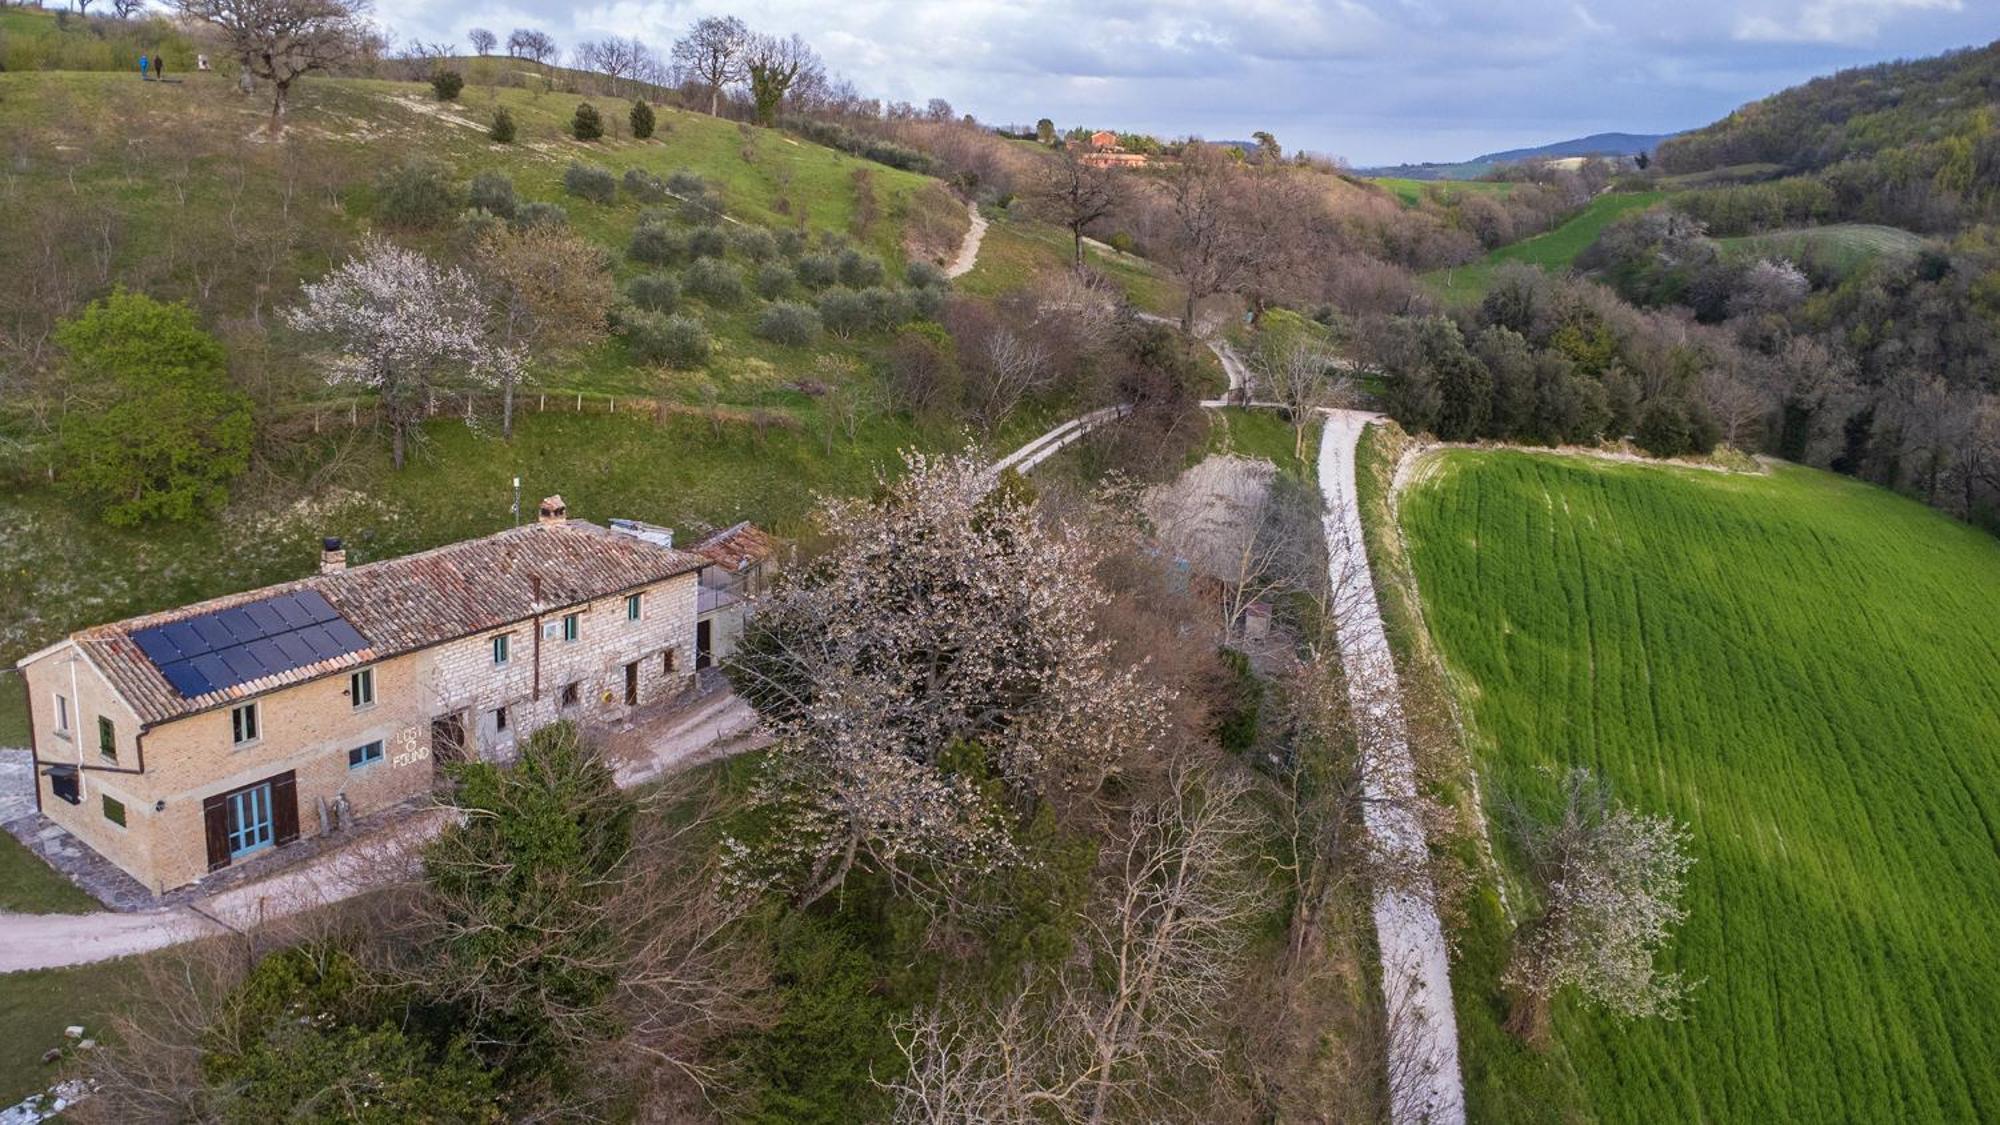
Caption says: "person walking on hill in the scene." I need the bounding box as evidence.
[154,54,165,81]
[139,54,150,81]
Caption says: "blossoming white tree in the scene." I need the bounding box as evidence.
[287,237,513,468]
[725,452,1170,907]
[1503,768,1696,1045]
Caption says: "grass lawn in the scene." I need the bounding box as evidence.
[1398,451,2000,1123]
[0,832,99,915]
[1199,407,1319,481]
[1423,191,1667,304]
[0,959,140,1105]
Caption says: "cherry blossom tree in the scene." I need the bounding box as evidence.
[724,451,1171,907]
[1503,768,1696,1046]
[286,237,511,469]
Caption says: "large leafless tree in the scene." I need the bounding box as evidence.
[173,0,371,134]
[1159,143,1256,333]
[671,14,748,117]
[1025,149,1124,268]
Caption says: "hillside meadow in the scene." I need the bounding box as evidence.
[1423,190,1666,303]
[1397,450,2000,1122]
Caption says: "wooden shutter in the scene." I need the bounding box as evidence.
[203,794,230,872]
[272,770,300,847]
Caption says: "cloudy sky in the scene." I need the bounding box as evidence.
[373,0,1992,165]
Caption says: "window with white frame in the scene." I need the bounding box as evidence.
[348,740,383,769]
[53,694,70,736]
[627,592,642,621]
[349,667,375,709]
[562,613,580,642]
[492,633,510,665]
[231,701,259,746]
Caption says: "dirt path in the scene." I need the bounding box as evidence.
[0,696,766,974]
[1318,410,1466,1125]
[944,200,988,280]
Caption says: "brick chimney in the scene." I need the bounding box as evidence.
[538,495,568,525]
[320,537,346,575]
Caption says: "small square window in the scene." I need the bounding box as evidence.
[492,634,511,665]
[560,682,580,707]
[350,667,375,709]
[662,648,676,675]
[102,795,127,827]
[494,706,509,731]
[53,694,71,735]
[627,593,643,621]
[348,740,384,769]
[562,613,580,643]
[97,716,117,761]
[231,702,260,746]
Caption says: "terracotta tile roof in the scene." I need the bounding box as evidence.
[66,520,706,728]
[692,522,778,572]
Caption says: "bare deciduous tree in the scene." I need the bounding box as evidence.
[173,0,371,134]
[506,27,557,65]
[885,763,1266,1123]
[1503,767,1696,1046]
[1254,334,1355,459]
[473,223,614,438]
[671,14,748,117]
[1160,143,1256,333]
[466,26,494,55]
[1025,149,1123,267]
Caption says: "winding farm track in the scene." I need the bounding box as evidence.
[944,200,988,280]
[1317,411,1465,1124]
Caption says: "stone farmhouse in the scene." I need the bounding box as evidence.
[14,497,730,896]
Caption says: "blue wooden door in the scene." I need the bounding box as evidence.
[226,783,274,858]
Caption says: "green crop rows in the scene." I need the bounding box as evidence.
[1399,451,2000,1122]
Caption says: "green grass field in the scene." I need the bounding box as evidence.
[1398,451,2000,1122]
[1717,223,1927,276]
[1424,191,1666,303]
[1363,177,1516,207]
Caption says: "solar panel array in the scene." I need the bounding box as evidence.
[129,590,371,699]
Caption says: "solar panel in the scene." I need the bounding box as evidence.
[129,589,370,699]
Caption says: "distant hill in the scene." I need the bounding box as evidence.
[1658,40,1999,176]
[1359,131,1680,181]
[1659,39,1999,232]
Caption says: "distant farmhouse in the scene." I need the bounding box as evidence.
[15,498,774,895]
[1075,129,1148,167]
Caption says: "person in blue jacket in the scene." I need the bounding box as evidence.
[139,54,150,80]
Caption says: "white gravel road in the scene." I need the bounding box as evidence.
[1317,409,1466,1124]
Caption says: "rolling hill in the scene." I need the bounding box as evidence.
[1359,131,1679,181]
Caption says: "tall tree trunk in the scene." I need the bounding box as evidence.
[1182,290,1197,336]
[503,380,516,439]
[268,79,289,136]
[1072,227,1085,268]
[709,86,721,117]
[392,418,407,470]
